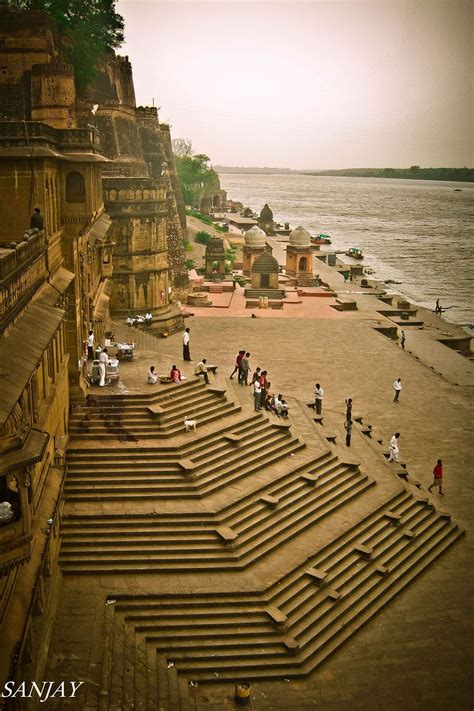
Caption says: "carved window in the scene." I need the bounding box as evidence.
[66,171,86,203]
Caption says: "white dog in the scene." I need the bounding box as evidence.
[184,416,197,433]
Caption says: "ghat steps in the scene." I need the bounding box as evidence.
[60,453,374,572]
[100,493,462,686]
[64,410,304,500]
[69,379,239,440]
[60,381,464,704]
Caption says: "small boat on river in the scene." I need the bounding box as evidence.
[311,233,332,247]
[346,247,363,260]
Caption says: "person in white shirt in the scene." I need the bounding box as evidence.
[253,380,262,411]
[388,432,400,462]
[87,330,94,361]
[314,383,324,414]
[99,348,109,387]
[148,365,158,384]
[183,327,191,361]
[393,378,402,402]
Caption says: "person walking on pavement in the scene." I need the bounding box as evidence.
[400,330,406,350]
[428,459,444,495]
[230,350,245,379]
[253,379,262,411]
[98,347,109,387]
[345,419,352,447]
[388,432,400,462]
[393,378,402,402]
[239,352,250,385]
[314,383,324,415]
[345,398,353,423]
[183,328,191,361]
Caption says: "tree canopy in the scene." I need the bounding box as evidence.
[13,0,124,87]
[173,140,220,206]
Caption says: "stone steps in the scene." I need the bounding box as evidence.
[95,495,462,683]
[59,458,374,572]
[63,424,304,500]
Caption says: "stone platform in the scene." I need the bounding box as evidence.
[43,307,473,710]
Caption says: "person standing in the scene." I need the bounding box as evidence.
[230,350,245,379]
[388,432,400,462]
[428,459,444,495]
[250,367,261,387]
[400,330,406,350]
[30,207,44,230]
[99,347,109,387]
[393,378,402,402]
[344,419,352,447]
[345,398,352,423]
[253,379,262,411]
[183,328,191,361]
[259,370,268,408]
[239,352,250,385]
[87,330,95,361]
[195,358,209,384]
[314,383,324,415]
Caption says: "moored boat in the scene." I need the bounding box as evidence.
[346,246,363,259]
[311,233,332,246]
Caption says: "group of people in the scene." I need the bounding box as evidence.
[250,366,289,417]
[229,350,251,385]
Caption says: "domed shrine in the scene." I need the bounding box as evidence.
[285,225,314,286]
[243,225,268,276]
[204,237,226,278]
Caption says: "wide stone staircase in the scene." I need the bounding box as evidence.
[60,451,374,572]
[100,491,462,687]
[59,379,464,708]
[69,378,239,441]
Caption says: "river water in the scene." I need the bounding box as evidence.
[218,174,474,330]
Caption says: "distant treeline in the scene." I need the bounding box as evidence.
[215,165,473,182]
[215,166,296,174]
[300,167,473,182]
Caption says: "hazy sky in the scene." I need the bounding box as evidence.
[117,0,473,169]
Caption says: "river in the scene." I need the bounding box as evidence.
[218,174,474,331]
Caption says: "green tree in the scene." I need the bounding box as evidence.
[173,140,219,206]
[13,0,124,87]
[195,231,213,245]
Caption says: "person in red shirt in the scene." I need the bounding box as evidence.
[230,350,245,379]
[170,365,182,383]
[428,459,443,495]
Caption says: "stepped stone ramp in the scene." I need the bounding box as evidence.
[98,492,462,687]
[69,378,239,440]
[60,451,375,573]
[64,410,304,501]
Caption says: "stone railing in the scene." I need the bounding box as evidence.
[0,229,46,282]
[0,121,100,152]
[103,176,167,204]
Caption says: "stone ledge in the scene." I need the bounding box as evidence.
[301,473,319,486]
[306,567,327,584]
[375,564,389,576]
[265,606,287,627]
[326,434,337,443]
[260,494,279,508]
[384,510,402,524]
[273,422,291,430]
[354,543,373,559]
[283,636,299,654]
[327,589,341,601]
[178,458,198,473]
[215,526,237,544]
[224,433,242,445]
[208,386,226,396]
[147,404,164,417]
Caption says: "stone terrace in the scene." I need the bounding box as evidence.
[42,309,473,711]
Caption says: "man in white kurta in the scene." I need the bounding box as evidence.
[99,348,109,387]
